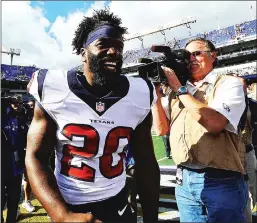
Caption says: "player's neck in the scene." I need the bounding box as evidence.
[78,72,113,97]
[90,85,113,98]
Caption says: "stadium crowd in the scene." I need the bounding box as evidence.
[120,19,256,65]
[1,8,257,223]
[1,20,256,78]
[1,65,38,82]
[214,62,257,76]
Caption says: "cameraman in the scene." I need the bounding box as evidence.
[152,37,248,222]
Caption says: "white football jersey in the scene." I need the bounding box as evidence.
[29,68,156,205]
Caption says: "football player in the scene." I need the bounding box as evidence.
[25,8,160,223]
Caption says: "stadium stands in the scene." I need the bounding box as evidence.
[1,19,256,81]
[235,19,257,37]
[122,19,257,65]
[123,48,151,64]
[213,61,257,76]
[204,25,235,45]
[1,64,39,82]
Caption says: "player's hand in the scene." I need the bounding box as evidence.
[161,66,182,92]
[60,211,102,223]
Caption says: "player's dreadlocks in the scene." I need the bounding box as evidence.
[72,7,128,55]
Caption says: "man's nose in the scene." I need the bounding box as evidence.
[107,47,119,55]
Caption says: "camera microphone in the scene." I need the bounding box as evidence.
[151,45,172,54]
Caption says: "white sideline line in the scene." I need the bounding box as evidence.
[157,157,167,162]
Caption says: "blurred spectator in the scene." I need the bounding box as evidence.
[243,105,257,222]
[1,95,28,223]
[125,145,137,222]
[159,83,172,159]
[223,73,256,222]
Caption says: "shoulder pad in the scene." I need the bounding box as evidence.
[126,76,157,110]
[28,69,70,104]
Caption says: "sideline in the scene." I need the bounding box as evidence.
[157,157,167,162]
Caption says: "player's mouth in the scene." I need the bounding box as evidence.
[104,62,116,67]
[103,61,118,70]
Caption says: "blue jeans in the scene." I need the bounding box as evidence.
[175,168,248,222]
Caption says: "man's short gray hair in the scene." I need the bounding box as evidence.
[185,37,218,67]
[185,37,216,51]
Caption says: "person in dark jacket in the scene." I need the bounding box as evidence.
[1,95,28,223]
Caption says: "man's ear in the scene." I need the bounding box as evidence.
[210,51,217,62]
[81,48,87,63]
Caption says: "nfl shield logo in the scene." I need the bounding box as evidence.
[96,101,105,112]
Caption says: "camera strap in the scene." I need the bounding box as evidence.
[169,99,184,128]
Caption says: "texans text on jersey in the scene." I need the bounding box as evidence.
[89,119,115,125]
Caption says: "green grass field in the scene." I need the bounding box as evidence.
[3,136,174,222]
[152,135,175,166]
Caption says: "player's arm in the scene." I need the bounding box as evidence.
[25,103,101,223]
[130,112,160,223]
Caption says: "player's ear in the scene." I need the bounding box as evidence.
[81,48,87,63]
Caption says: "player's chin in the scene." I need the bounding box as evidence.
[104,67,121,76]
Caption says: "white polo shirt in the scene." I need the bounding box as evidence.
[186,71,246,134]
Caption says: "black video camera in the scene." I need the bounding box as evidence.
[137,45,191,85]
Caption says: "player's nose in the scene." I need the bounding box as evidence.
[107,47,117,55]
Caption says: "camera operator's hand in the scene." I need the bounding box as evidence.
[161,66,182,92]
[154,84,164,99]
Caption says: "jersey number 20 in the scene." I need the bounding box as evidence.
[60,124,132,182]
